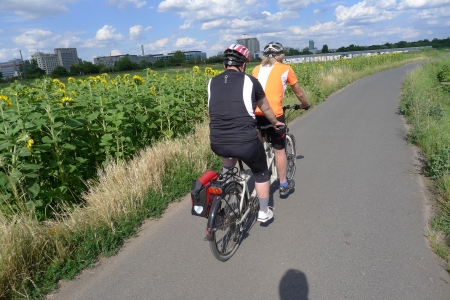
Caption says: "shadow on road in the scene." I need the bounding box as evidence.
[279,269,309,300]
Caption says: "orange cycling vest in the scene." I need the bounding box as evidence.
[252,62,298,117]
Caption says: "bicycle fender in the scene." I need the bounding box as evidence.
[205,196,222,241]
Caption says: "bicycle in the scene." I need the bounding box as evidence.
[204,104,307,261]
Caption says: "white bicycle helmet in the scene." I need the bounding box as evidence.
[263,41,284,58]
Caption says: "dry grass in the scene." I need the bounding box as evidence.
[0,122,212,299]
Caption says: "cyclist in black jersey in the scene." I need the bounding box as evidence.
[208,44,284,223]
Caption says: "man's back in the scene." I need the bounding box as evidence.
[208,69,263,144]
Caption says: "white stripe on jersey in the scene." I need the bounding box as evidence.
[280,69,289,95]
[207,78,212,107]
[256,64,274,90]
[256,63,290,96]
[243,75,256,119]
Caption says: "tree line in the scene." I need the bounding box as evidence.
[286,37,450,55]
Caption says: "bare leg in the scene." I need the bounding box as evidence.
[274,148,287,184]
[255,181,270,199]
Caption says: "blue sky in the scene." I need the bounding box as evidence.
[1,0,450,63]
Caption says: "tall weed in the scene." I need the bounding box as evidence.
[400,55,450,264]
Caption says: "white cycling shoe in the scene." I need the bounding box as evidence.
[257,207,274,223]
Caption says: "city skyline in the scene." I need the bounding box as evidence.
[1,1,450,63]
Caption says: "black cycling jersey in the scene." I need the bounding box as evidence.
[208,69,266,144]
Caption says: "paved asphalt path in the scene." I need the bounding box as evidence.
[49,63,450,300]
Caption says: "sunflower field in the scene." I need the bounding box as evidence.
[0,67,220,219]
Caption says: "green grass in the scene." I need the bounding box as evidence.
[400,55,450,267]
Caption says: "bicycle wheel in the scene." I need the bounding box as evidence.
[209,182,243,261]
[285,133,297,180]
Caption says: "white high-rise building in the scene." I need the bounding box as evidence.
[54,48,79,72]
[236,35,260,59]
[31,52,59,74]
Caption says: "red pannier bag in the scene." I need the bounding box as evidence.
[191,170,219,217]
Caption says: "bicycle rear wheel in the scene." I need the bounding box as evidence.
[285,133,297,180]
[209,182,243,261]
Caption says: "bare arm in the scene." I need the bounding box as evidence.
[256,97,285,129]
[291,83,310,109]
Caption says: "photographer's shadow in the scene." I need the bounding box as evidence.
[279,269,309,300]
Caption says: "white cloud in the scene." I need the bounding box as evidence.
[367,26,420,39]
[210,43,226,52]
[416,6,450,20]
[201,20,227,30]
[277,0,323,11]
[144,26,152,32]
[180,22,193,29]
[309,21,340,34]
[158,0,261,22]
[82,26,123,49]
[13,29,54,47]
[350,28,365,35]
[10,29,82,58]
[95,25,123,41]
[289,21,341,36]
[0,48,18,60]
[175,37,206,49]
[129,25,144,40]
[144,38,169,51]
[106,0,146,9]
[398,0,450,9]
[200,11,295,33]
[0,0,77,19]
[110,49,122,55]
[335,1,398,23]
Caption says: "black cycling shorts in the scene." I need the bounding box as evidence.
[210,139,269,183]
[256,114,286,150]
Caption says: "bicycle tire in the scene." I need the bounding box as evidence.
[285,133,297,180]
[209,182,244,261]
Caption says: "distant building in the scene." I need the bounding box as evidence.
[31,52,59,74]
[54,48,79,72]
[236,35,260,59]
[309,40,314,50]
[167,50,206,62]
[0,59,22,78]
[93,54,141,67]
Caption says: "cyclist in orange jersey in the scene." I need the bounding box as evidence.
[252,41,310,196]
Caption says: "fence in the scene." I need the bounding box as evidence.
[284,46,433,64]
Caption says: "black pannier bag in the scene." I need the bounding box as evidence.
[191,170,218,217]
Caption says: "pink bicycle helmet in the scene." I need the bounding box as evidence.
[223,44,250,66]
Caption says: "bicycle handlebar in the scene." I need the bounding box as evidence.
[283,104,310,111]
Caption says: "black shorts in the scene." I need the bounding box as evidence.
[210,139,269,183]
[256,114,286,150]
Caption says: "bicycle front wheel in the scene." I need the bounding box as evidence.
[209,182,243,261]
[285,133,297,180]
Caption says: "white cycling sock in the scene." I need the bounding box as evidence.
[259,197,269,213]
